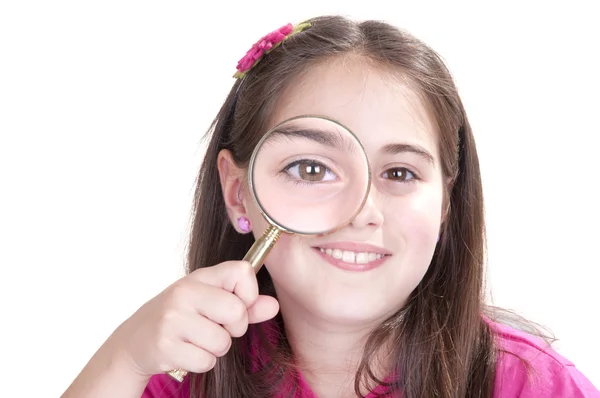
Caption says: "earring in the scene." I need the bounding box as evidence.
[237,216,251,233]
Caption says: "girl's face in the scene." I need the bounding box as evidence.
[237,60,446,327]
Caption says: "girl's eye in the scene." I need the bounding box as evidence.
[382,167,417,182]
[282,159,337,183]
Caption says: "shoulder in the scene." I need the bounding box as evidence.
[141,373,190,398]
[488,320,600,397]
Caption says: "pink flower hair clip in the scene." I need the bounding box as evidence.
[233,21,311,79]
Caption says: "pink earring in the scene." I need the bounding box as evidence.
[237,216,251,233]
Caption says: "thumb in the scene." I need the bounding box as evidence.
[247,295,280,324]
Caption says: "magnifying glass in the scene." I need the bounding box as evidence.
[242,114,371,271]
[167,115,370,381]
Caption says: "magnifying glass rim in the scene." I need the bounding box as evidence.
[247,114,372,236]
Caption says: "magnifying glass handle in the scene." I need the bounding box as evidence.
[166,224,281,382]
[243,224,281,272]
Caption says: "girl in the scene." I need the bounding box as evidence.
[62,15,599,398]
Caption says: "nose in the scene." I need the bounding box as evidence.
[349,188,384,229]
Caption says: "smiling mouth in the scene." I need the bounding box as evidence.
[316,247,389,265]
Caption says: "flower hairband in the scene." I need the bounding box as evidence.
[233,21,311,79]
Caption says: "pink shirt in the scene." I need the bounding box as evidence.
[142,321,599,397]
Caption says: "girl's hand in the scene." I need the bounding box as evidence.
[107,260,279,377]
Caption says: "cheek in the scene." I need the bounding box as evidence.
[257,233,313,297]
[262,234,300,269]
[385,185,444,247]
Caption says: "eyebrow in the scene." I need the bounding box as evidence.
[381,143,435,164]
[268,127,358,154]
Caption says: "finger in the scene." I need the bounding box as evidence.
[192,261,259,308]
[167,342,217,374]
[185,284,250,338]
[179,313,232,357]
[247,295,280,324]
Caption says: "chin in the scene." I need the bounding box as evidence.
[308,293,401,327]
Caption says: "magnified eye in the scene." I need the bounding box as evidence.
[382,167,416,182]
[282,159,337,183]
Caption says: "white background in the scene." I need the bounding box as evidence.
[1,1,599,396]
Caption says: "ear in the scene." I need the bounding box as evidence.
[217,149,248,231]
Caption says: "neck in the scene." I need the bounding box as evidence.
[280,304,392,397]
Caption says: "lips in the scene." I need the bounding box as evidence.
[312,242,391,271]
[317,248,385,264]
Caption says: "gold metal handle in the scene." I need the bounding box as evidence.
[243,224,281,271]
[167,368,187,382]
[166,224,281,382]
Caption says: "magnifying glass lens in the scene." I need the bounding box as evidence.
[251,116,370,235]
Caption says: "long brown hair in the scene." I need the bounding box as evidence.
[185,15,539,397]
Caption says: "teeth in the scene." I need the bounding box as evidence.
[342,251,355,263]
[356,253,368,264]
[318,248,386,264]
